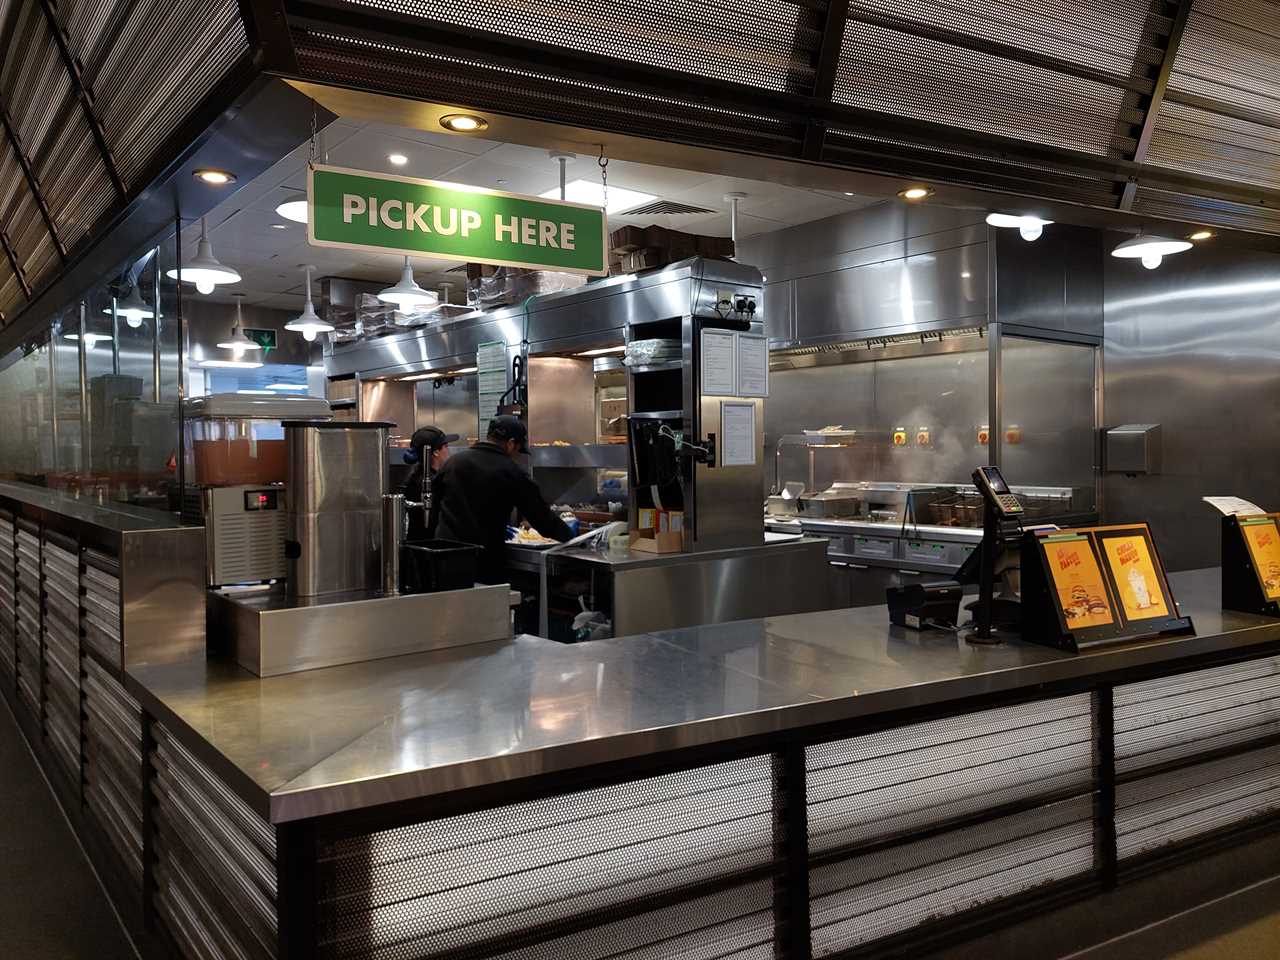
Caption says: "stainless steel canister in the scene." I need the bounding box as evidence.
[285,421,391,597]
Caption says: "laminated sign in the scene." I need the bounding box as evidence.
[308,164,609,275]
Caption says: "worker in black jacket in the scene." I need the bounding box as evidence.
[428,415,572,583]
[400,425,459,541]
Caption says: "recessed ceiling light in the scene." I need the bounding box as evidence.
[539,180,655,214]
[388,153,408,166]
[961,271,972,279]
[898,186,933,201]
[271,223,288,230]
[440,113,488,132]
[495,179,508,185]
[843,192,855,196]
[193,168,236,185]
[1189,229,1214,241]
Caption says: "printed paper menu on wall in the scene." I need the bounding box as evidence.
[1022,523,1191,651]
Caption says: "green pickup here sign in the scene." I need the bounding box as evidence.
[307,164,608,276]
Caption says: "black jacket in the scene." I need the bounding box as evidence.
[428,442,572,581]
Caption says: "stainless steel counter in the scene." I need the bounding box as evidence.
[506,529,812,573]
[125,569,1280,823]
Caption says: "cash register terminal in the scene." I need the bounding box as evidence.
[961,465,1026,642]
[974,465,1024,517]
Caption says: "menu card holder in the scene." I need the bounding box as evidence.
[1222,514,1280,617]
[1020,523,1193,652]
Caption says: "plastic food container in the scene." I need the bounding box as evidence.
[184,394,332,487]
[401,539,481,593]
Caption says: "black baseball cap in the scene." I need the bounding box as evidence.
[487,414,529,453]
[410,426,459,452]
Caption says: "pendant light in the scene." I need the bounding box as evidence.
[285,265,335,342]
[378,255,438,311]
[166,217,240,294]
[103,286,156,327]
[1111,232,1192,270]
[985,213,1054,242]
[217,295,262,358]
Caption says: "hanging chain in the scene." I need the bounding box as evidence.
[307,103,318,169]
[597,145,609,213]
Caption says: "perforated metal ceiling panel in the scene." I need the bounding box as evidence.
[60,0,249,186]
[848,0,1154,77]
[1147,100,1280,193]
[1166,0,1280,122]
[833,19,1131,157]
[1132,186,1280,235]
[337,0,807,90]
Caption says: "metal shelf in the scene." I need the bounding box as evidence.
[626,361,683,374]
[628,410,684,420]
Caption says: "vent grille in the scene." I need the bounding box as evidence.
[773,326,985,359]
[619,199,719,217]
[811,796,1095,955]
[833,20,1132,158]
[1115,655,1280,776]
[1116,744,1280,860]
[326,0,807,91]
[315,756,776,959]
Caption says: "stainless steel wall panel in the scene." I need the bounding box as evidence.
[763,279,794,346]
[1102,242,1280,570]
[994,224,1104,340]
[1116,745,1280,860]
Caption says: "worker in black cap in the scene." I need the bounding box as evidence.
[428,414,572,583]
[401,425,460,540]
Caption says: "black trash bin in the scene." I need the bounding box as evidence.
[401,539,482,594]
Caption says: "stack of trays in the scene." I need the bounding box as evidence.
[83,656,144,883]
[15,521,41,719]
[82,550,121,669]
[0,511,14,684]
[42,534,81,781]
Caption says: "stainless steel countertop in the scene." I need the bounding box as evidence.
[126,569,1279,823]
[508,531,816,571]
[0,480,184,534]
[766,516,984,543]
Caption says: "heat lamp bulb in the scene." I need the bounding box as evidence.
[196,278,215,295]
[303,329,318,342]
[1141,252,1162,270]
[1019,223,1043,242]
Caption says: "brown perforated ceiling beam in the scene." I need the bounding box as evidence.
[801,0,849,160]
[1120,0,1194,210]
[0,229,30,300]
[36,0,127,200]
[0,102,67,262]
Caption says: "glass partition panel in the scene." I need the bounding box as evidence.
[999,335,1098,514]
[0,336,53,482]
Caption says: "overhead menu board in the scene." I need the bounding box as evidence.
[1222,513,1280,617]
[1021,523,1191,651]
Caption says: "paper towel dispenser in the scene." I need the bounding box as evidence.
[1106,424,1161,475]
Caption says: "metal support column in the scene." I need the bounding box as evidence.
[175,216,187,500]
[772,744,810,959]
[47,332,58,474]
[78,301,89,477]
[152,251,162,403]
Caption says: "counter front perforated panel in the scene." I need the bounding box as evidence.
[0,511,14,686]
[152,724,278,960]
[314,756,778,960]
[42,535,81,782]
[83,657,144,883]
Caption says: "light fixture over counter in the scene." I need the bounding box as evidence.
[166,217,240,294]
[378,256,438,311]
[285,265,335,342]
[217,295,262,357]
[986,213,1054,242]
[439,113,488,132]
[276,192,308,224]
[1111,234,1192,270]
